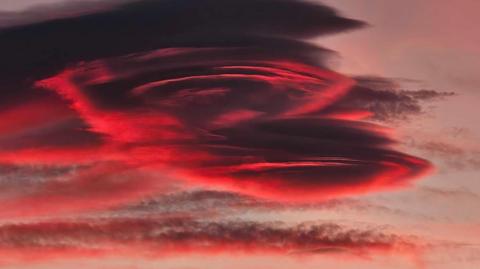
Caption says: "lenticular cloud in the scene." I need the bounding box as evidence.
[0,0,432,215]
[36,47,430,201]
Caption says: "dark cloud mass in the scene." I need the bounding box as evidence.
[0,0,433,218]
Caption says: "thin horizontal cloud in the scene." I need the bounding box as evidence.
[0,217,421,263]
[406,139,480,171]
[100,190,425,222]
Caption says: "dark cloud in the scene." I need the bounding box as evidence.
[0,217,417,259]
[0,0,431,217]
[30,47,430,202]
[0,0,364,107]
[321,76,455,122]
[112,190,263,216]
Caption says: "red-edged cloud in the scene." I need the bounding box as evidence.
[0,0,433,218]
[28,48,432,203]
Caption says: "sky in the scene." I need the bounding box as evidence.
[0,1,479,269]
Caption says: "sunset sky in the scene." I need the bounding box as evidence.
[0,1,479,269]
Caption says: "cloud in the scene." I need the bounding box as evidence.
[32,49,431,202]
[0,0,364,106]
[0,217,420,263]
[418,186,480,201]
[0,162,176,219]
[94,189,429,223]
[406,139,480,171]
[0,0,431,217]
[321,76,455,122]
